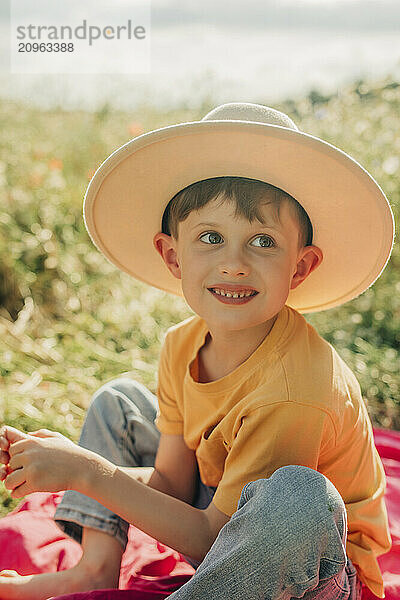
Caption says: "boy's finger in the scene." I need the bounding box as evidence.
[8,476,31,498]
[0,426,29,445]
[0,436,9,452]
[4,468,26,491]
[0,465,8,481]
[8,439,31,458]
[0,450,10,465]
[8,454,23,472]
[10,483,29,499]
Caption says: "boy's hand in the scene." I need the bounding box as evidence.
[0,426,87,498]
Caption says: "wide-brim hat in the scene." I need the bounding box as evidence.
[83,102,394,313]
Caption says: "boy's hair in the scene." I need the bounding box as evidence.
[161,177,313,248]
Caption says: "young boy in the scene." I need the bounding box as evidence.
[0,102,394,600]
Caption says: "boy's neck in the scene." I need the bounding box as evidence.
[198,314,278,383]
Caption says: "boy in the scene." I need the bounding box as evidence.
[0,102,393,600]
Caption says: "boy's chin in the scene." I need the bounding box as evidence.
[203,313,275,330]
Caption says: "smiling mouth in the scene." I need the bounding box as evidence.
[208,288,258,298]
[207,288,259,305]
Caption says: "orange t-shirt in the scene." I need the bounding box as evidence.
[154,305,391,598]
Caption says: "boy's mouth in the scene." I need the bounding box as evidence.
[207,287,258,305]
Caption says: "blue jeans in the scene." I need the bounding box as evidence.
[54,378,362,599]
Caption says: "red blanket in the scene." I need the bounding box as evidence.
[1,427,399,600]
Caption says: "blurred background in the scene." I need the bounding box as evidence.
[1,0,400,110]
[0,0,399,513]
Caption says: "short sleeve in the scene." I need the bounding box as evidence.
[154,331,184,435]
[212,402,330,516]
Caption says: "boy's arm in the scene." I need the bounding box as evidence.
[0,427,222,563]
[87,458,221,562]
[120,431,198,505]
[88,431,214,561]
[109,433,231,556]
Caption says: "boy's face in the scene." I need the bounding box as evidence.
[154,195,322,336]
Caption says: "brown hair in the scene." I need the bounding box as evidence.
[161,177,313,247]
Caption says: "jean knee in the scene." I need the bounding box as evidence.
[80,378,160,466]
[275,465,346,531]
[240,466,347,563]
[90,377,157,422]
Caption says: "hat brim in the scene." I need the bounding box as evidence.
[83,120,394,313]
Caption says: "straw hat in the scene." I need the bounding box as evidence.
[83,102,394,313]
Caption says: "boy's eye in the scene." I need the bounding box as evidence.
[199,232,223,244]
[251,235,275,248]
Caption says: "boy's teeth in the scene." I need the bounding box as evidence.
[212,288,254,298]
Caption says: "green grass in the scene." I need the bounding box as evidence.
[0,75,399,515]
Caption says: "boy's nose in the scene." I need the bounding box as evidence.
[218,255,251,277]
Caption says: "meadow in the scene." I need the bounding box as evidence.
[0,75,399,513]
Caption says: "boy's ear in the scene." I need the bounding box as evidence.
[153,232,181,279]
[290,245,323,290]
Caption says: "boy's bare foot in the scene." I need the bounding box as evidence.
[0,559,120,600]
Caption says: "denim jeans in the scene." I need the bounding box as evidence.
[54,377,362,600]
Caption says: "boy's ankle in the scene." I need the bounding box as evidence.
[74,559,120,590]
[78,528,124,586]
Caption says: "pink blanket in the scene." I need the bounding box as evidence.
[1,427,399,600]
